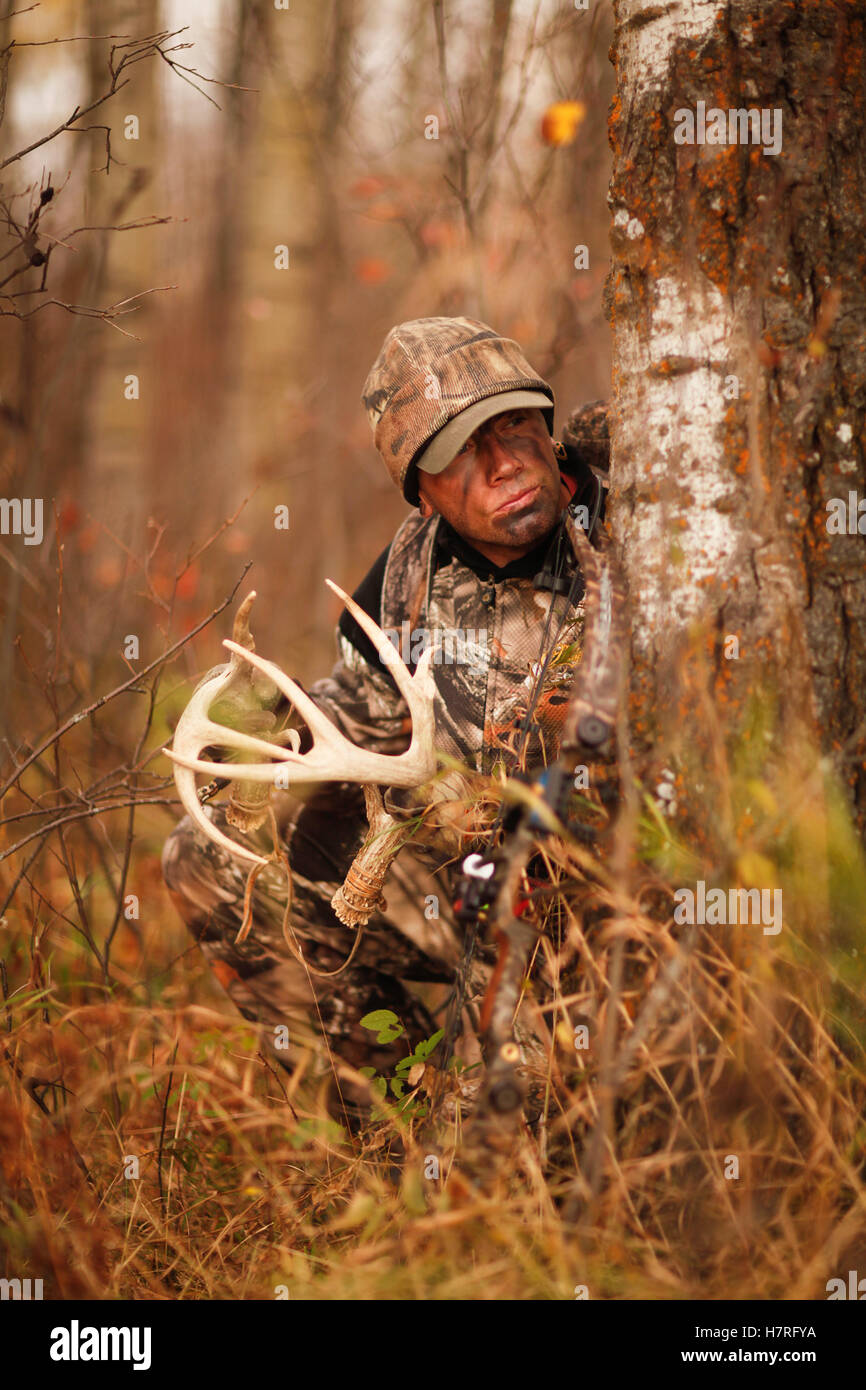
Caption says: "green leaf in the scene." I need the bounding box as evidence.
[417,1028,444,1059]
[360,1009,400,1031]
[359,1009,405,1044]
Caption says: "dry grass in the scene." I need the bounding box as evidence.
[2,694,865,1302]
[1,531,864,1302]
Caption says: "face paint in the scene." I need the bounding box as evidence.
[418,409,564,567]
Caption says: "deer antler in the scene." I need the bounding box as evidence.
[165,579,438,869]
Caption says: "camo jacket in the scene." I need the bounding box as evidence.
[160,421,610,1086]
[299,447,605,779]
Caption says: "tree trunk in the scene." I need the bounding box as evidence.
[607,0,866,839]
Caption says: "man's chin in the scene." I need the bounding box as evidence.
[492,498,560,548]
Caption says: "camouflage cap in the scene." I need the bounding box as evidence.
[362,317,555,504]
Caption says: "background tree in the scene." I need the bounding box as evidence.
[607,0,866,843]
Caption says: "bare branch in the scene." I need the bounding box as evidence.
[4,30,128,47]
[0,284,177,337]
[0,27,228,177]
[0,565,252,809]
[53,213,177,241]
[0,82,129,172]
[0,797,180,866]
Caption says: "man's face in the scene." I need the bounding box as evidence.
[416,407,564,568]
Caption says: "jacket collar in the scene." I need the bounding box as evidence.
[435,517,556,580]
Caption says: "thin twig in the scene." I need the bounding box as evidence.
[0,565,251,808]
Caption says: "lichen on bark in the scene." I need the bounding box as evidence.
[607,0,866,836]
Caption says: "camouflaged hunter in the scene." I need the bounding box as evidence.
[162,317,610,1111]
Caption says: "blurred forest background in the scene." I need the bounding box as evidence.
[0,0,641,1301]
[1,0,613,698]
[3,1,863,1304]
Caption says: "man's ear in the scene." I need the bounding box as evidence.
[417,485,436,519]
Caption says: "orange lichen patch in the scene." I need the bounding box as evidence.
[694,215,733,294]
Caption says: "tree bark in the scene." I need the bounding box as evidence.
[607,0,866,837]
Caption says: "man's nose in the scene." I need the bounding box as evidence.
[482,434,522,482]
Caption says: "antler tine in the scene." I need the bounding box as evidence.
[231,589,257,648]
[170,758,268,867]
[212,638,436,786]
[165,747,292,782]
[221,640,342,748]
[167,660,270,866]
[324,578,435,717]
[165,721,297,763]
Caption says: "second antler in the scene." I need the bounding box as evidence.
[165,580,438,898]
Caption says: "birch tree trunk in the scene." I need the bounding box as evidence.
[607,0,866,837]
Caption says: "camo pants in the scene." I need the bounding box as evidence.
[161,787,477,1098]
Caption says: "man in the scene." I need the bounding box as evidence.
[162,316,608,1112]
